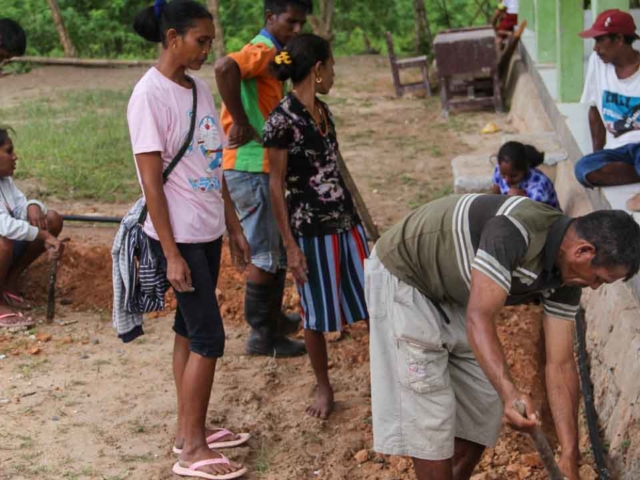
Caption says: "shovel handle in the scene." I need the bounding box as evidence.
[46,259,59,323]
[513,400,566,480]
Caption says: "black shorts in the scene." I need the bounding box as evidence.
[150,237,225,358]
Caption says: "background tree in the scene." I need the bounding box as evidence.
[413,0,433,54]
[3,0,486,60]
[207,0,226,59]
[310,0,335,41]
[46,0,77,57]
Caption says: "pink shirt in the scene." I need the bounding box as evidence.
[127,68,226,243]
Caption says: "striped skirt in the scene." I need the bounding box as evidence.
[296,224,370,332]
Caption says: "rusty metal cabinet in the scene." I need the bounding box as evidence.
[434,27,503,118]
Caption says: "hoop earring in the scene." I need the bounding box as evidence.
[316,77,323,84]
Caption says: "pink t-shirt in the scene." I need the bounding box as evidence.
[127,68,226,243]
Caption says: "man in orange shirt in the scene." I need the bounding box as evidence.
[215,0,311,357]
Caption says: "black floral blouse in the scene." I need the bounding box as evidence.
[263,93,360,238]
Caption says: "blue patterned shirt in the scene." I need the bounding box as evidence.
[492,165,560,210]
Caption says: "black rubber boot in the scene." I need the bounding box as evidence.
[274,269,303,337]
[244,281,275,356]
[269,270,306,357]
[245,280,306,357]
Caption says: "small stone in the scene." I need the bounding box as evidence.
[470,474,488,480]
[62,335,73,344]
[521,453,542,468]
[79,353,89,360]
[579,464,598,480]
[29,347,41,355]
[91,339,100,345]
[35,333,52,343]
[52,416,59,421]
[354,449,369,464]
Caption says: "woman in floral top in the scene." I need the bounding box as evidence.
[264,34,369,420]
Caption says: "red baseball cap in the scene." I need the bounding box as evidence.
[579,9,639,39]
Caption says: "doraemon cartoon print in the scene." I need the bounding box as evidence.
[182,110,224,193]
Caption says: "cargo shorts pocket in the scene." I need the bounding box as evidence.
[397,339,449,394]
[364,258,388,320]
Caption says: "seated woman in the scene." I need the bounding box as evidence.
[0,127,64,327]
[491,141,561,210]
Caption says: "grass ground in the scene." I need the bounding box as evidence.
[1,90,138,201]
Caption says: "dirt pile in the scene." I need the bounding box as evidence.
[24,243,113,311]
[22,240,298,324]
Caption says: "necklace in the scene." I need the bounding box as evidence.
[292,90,329,137]
[314,103,329,137]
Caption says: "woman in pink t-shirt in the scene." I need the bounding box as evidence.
[128,2,250,479]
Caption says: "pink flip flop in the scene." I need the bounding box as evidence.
[3,292,33,311]
[172,455,248,479]
[173,429,251,455]
[0,312,35,328]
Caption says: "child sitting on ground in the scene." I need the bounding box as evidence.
[491,141,561,210]
[0,128,64,327]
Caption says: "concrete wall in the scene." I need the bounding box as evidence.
[509,59,640,478]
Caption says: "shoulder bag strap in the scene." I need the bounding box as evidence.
[138,77,198,224]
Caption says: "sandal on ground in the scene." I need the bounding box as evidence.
[172,456,248,480]
[173,429,251,455]
[3,292,33,311]
[0,312,35,328]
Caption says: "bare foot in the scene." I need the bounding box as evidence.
[306,384,334,420]
[179,446,244,477]
[626,193,640,211]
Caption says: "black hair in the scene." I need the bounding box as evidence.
[497,141,545,172]
[133,0,213,45]
[264,0,313,15]
[271,33,331,84]
[603,33,636,45]
[0,19,27,56]
[0,127,14,146]
[573,210,640,280]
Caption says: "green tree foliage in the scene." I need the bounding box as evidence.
[3,0,488,59]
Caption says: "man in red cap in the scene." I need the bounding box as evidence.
[575,9,640,211]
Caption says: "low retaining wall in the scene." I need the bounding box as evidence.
[509,56,640,478]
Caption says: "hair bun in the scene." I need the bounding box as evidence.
[133,5,162,43]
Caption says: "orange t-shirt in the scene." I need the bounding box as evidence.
[221,34,284,173]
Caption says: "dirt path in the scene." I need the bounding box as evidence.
[0,57,598,480]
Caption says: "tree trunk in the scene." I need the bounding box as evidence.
[413,0,434,55]
[207,0,226,59]
[440,0,452,29]
[309,0,335,41]
[46,0,77,57]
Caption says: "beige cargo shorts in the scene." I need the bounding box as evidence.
[365,249,503,461]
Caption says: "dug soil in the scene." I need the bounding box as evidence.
[0,56,598,479]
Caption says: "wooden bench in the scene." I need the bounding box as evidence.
[385,32,432,98]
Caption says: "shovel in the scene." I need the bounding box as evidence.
[513,400,566,480]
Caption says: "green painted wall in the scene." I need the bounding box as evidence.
[592,0,630,15]
[520,0,535,30]
[557,0,585,102]
[536,0,557,63]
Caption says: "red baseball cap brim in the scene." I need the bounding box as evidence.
[579,27,611,38]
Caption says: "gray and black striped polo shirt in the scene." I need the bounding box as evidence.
[376,194,581,321]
